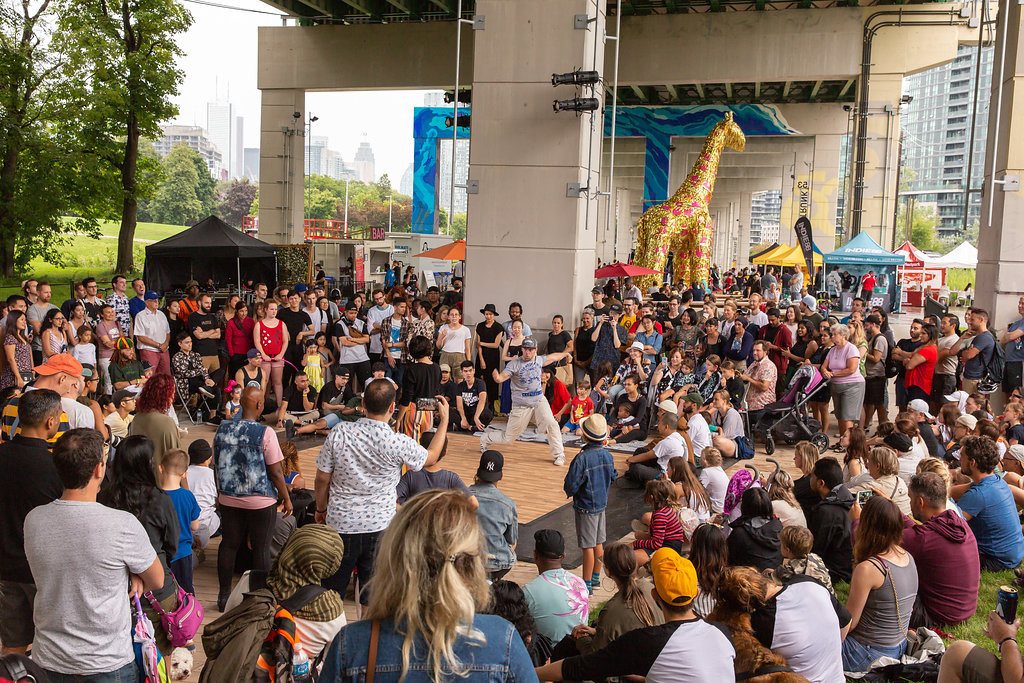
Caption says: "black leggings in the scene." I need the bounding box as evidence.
[217,503,277,592]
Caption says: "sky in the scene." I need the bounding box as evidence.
[171,0,441,184]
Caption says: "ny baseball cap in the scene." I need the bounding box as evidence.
[651,548,699,606]
[477,450,504,482]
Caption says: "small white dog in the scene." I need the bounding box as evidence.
[168,647,194,680]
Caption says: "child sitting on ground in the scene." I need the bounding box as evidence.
[767,525,835,596]
[698,447,729,514]
[370,361,397,390]
[563,414,617,593]
[396,431,478,508]
[608,402,638,440]
[721,361,744,409]
[159,448,200,593]
[185,439,220,551]
[632,478,687,565]
[562,378,595,436]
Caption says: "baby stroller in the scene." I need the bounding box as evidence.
[753,364,830,455]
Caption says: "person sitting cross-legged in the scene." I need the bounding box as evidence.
[279,372,320,439]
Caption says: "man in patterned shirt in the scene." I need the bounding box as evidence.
[739,340,777,433]
[105,275,132,337]
[380,297,412,387]
[314,379,450,604]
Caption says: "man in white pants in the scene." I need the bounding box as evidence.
[484,338,572,465]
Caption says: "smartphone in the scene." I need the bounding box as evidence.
[416,397,438,411]
[856,490,874,506]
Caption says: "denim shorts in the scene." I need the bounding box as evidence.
[841,635,906,673]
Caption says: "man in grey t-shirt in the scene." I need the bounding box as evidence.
[863,314,889,430]
[481,338,571,466]
[24,428,163,680]
[26,282,57,364]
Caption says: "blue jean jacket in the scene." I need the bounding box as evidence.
[562,444,617,513]
[319,614,539,682]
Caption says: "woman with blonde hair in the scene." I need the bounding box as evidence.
[792,440,822,518]
[848,446,912,516]
[319,490,535,681]
[768,470,806,528]
[916,457,965,518]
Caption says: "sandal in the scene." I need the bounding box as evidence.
[831,445,846,454]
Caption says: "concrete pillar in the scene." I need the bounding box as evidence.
[258,89,305,245]
[811,133,844,252]
[464,0,604,332]
[851,74,903,248]
[737,192,753,266]
[977,1,1024,333]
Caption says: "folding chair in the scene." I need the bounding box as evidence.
[175,381,212,426]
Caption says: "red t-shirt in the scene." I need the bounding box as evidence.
[906,344,937,394]
[570,396,594,424]
[547,380,571,416]
[862,274,876,290]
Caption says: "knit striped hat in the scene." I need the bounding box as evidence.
[115,337,134,351]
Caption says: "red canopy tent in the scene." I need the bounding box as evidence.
[893,241,945,307]
[594,262,660,278]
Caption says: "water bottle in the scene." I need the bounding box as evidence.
[292,642,312,682]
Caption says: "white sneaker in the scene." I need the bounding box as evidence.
[553,455,565,466]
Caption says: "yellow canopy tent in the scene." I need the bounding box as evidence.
[773,245,823,268]
[751,244,789,265]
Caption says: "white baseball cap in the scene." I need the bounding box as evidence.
[944,390,969,412]
[908,399,933,420]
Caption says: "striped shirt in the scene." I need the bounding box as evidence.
[634,506,687,551]
[2,394,70,445]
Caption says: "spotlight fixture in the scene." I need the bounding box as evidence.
[444,114,471,128]
[553,97,600,113]
[551,70,600,87]
[443,90,472,104]
[901,94,914,105]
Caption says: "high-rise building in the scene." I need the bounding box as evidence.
[901,44,992,238]
[423,92,445,107]
[306,135,328,176]
[399,163,414,197]
[153,125,221,177]
[353,139,376,183]
[243,147,260,182]
[206,101,244,180]
[437,138,469,215]
[749,190,782,248]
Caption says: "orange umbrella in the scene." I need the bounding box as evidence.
[414,239,466,260]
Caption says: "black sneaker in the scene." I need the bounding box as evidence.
[217,589,230,612]
[284,420,295,441]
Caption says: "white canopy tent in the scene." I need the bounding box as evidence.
[929,242,978,269]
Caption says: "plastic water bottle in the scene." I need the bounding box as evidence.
[293,642,311,682]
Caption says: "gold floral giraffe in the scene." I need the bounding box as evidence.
[633,112,746,292]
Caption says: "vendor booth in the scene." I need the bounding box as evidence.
[825,232,905,312]
[143,215,278,295]
[929,241,978,269]
[893,241,945,308]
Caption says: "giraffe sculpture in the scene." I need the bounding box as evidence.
[632,112,746,292]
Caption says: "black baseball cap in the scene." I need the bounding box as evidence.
[345,301,358,311]
[866,314,882,325]
[610,303,623,312]
[534,529,565,559]
[477,450,504,482]
[884,432,914,454]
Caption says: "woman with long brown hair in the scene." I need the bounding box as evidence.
[842,426,870,482]
[666,456,711,521]
[843,496,918,672]
[767,470,805,528]
[0,310,32,391]
[567,542,663,656]
[689,522,728,619]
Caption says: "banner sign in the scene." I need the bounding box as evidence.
[793,216,815,277]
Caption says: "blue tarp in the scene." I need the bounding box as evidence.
[824,232,906,265]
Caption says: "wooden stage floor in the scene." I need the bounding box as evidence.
[178,421,804,680]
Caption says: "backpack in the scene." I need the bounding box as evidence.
[884,336,900,379]
[0,654,51,682]
[980,330,1005,392]
[198,575,327,683]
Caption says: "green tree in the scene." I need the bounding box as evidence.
[0,0,106,276]
[451,213,467,240]
[374,173,392,202]
[150,145,200,226]
[304,187,336,220]
[64,0,192,273]
[249,189,259,217]
[896,202,937,251]
[191,150,217,218]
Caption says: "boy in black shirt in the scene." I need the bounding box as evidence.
[452,361,493,432]
[278,371,319,434]
[721,360,745,409]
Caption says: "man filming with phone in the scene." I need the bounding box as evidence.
[481,338,572,466]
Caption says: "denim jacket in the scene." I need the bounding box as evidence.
[468,483,518,570]
[319,614,539,682]
[562,444,617,513]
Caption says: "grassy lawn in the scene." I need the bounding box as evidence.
[834,568,1018,656]
[0,218,188,298]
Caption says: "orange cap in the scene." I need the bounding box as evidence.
[33,353,83,378]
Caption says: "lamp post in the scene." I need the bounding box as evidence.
[344,177,351,235]
[305,114,318,221]
[387,194,393,232]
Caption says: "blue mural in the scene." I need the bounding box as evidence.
[604,105,801,211]
[411,104,799,233]
[412,107,470,234]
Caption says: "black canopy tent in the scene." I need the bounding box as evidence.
[748,242,781,263]
[143,216,278,293]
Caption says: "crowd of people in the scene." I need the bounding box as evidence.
[2,269,1024,683]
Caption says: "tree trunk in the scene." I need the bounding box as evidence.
[116,112,139,274]
[0,133,22,278]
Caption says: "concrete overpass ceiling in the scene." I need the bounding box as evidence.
[612,80,856,106]
[259,0,951,24]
